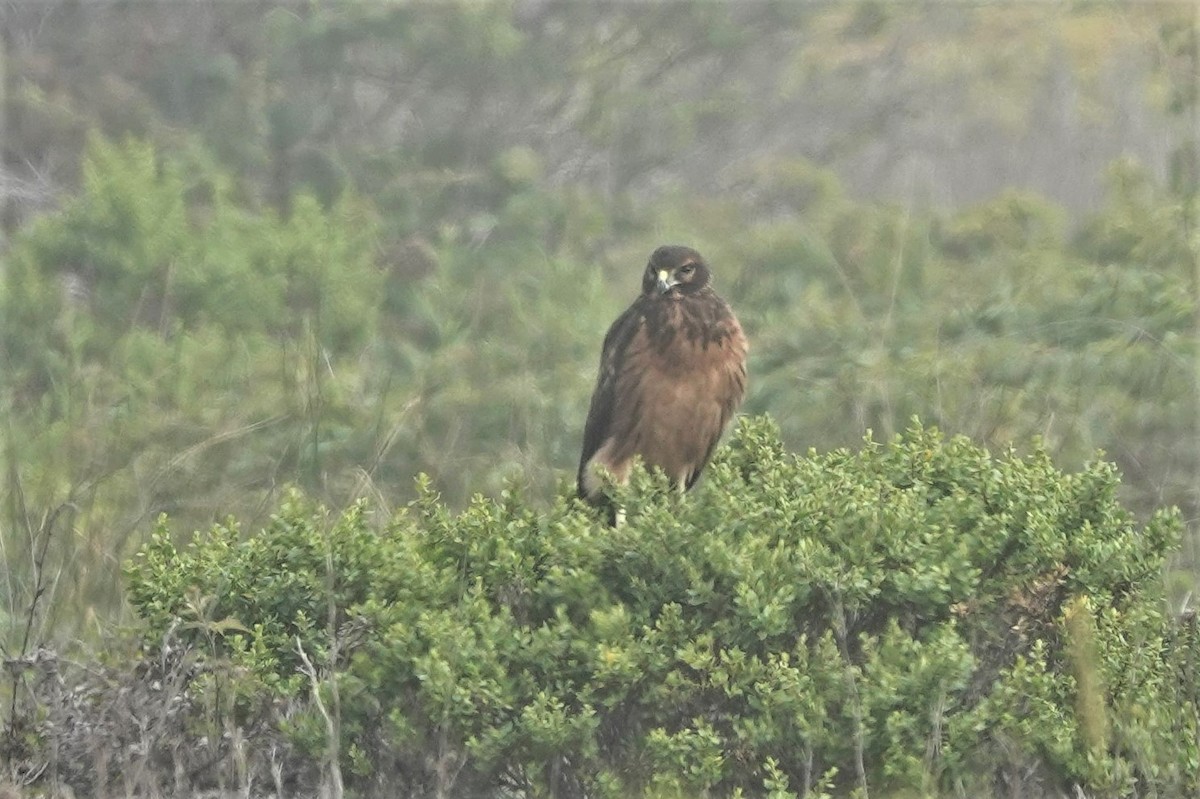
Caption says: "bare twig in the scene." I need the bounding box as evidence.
[831,590,869,799]
[295,635,343,799]
[3,471,76,754]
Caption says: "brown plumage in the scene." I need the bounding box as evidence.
[578,245,747,516]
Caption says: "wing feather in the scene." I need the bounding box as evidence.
[578,301,644,497]
[685,369,744,489]
[685,322,747,490]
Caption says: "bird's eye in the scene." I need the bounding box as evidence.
[680,263,696,275]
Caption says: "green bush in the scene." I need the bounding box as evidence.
[126,415,1196,798]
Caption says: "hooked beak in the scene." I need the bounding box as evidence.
[655,269,675,295]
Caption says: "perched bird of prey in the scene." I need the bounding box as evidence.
[578,245,747,518]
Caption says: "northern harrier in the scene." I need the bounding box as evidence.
[578,245,747,518]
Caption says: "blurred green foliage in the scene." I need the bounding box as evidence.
[122,417,1195,798]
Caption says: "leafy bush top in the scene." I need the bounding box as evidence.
[126,416,1195,798]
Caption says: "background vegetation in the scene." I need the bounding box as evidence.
[1,2,1199,796]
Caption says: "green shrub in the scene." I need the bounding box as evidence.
[126,415,1196,798]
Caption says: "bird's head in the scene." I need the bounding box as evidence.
[641,245,711,298]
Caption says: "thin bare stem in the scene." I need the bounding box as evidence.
[831,590,869,799]
[295,635,343,799]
